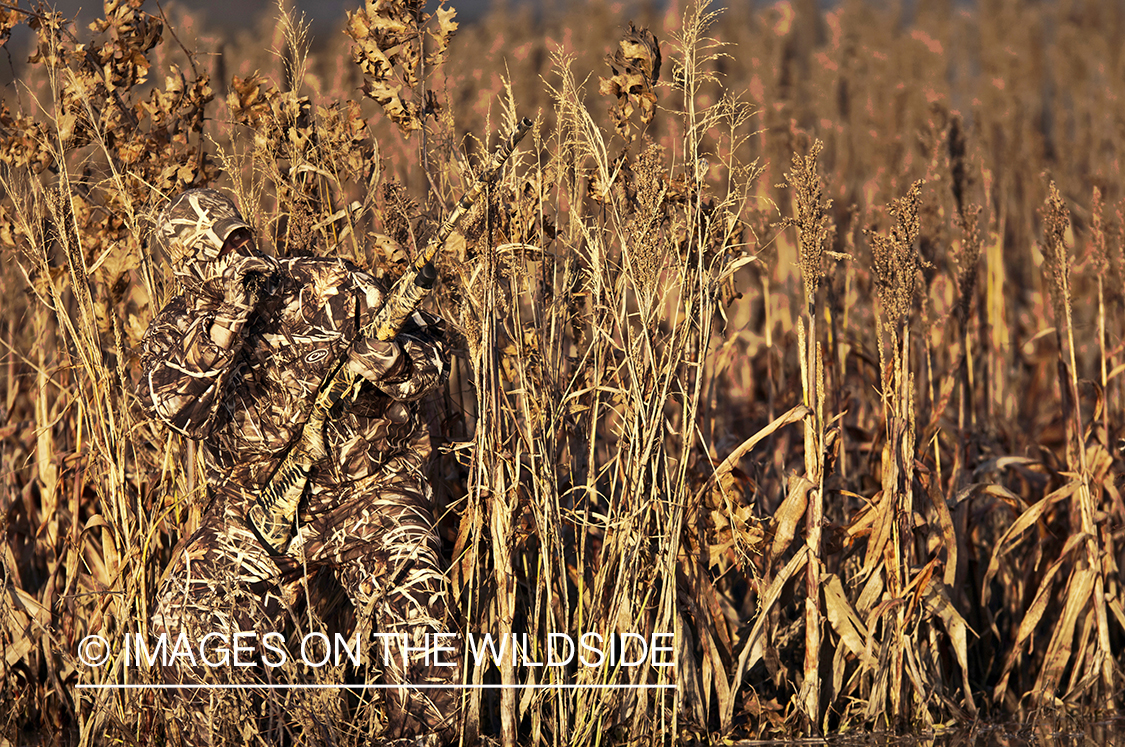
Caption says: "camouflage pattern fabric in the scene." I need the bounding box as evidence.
[152,188,254,280]
[139,190,461,745]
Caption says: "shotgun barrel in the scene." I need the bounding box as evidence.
[247,116,533,554]
[370,116,533,341]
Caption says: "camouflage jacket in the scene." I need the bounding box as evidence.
[138,256,449,513]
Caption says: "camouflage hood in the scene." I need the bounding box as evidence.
[152,189,272,286]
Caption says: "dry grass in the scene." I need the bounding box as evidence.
[1,0,1124,745]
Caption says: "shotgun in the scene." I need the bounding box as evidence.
[247,116,533,554]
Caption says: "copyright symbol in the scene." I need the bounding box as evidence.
[78,635,110,667]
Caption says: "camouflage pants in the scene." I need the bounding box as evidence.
[152,470,462,745]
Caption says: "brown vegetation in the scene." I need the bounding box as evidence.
[1,0,1124,744]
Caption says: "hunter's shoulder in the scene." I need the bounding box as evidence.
[279,255,381,287]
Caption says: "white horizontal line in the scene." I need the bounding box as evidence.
[77,683,676,690]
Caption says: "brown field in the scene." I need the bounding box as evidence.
[1,0,1124,744]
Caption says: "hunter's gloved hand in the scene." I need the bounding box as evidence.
[194,254,278,311]
[347,335,445,401]
[347,338,405,384]
[219,254,279,308]
[206,255,278,348]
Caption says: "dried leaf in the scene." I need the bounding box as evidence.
[923,473,959,586]
[823,573,876,668]
[1106,593,1125,636]
[600,23,661,139]
[705,404,809,500]
[727,547,809,725]
[923,576,976,713]
[770,474,812,560]
[1034,565,1095,699]
[863,490,894,575]
[427,5,458,66]
[982,481,1079,608]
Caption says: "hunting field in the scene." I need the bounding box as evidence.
[1,0,1124,744]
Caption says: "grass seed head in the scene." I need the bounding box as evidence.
[954,203,982,321]
[1040,179,1071,325]
[869,179,927,328]
[780,139,833,306]
[947,112,969,222]
[626,139,670,294]
[1112,199,1125,300]
[1090,186,1107,275]
[381,180,418,249]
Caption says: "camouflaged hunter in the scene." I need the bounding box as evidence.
[139,189,460,745]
